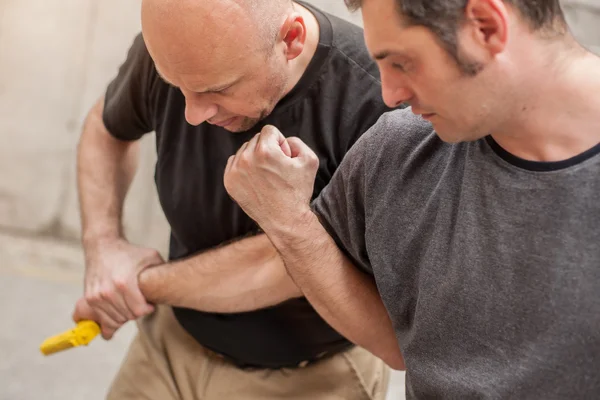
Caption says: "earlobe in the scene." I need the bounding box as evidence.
[466,0,508,55]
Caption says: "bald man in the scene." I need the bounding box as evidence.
[73,0,399,399]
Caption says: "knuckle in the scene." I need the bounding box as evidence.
[85,292,102,305]
[132,307,149,319]
[146,249,162,263]
[256,143,271,159]
[238,153,252,167]
[99,287,116,302]
[113,278,128,292]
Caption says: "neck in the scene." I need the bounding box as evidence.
[282,2,320,96]
[492,44,600,162]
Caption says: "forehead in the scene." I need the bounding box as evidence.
[361,0,408,52]
[362,0,443,61]
[146,31,268,91]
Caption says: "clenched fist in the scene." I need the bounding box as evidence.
[224,125,319,234]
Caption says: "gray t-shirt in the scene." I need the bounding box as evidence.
[313,108,600,399]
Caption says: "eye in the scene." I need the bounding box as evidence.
[209,84,234,95]
[391,63,405,71]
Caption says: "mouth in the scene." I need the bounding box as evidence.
[412,109,435,120]
[210,117,236,128]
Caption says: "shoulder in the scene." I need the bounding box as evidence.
[307,4,380,83]
[349,108,437,161]
[125,32,153,66]
[356,109,471,200]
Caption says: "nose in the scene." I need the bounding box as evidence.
[184,94,218,126]
[381,73,413,108]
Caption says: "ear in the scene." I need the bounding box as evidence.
[464,0,508,56]
[278,12,306,61]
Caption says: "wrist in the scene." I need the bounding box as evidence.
[81,229,124,249]
[137,266,153,295]
[137,263,168,304]
[265,207,318,248]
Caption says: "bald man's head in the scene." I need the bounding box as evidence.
[142,0,293,60]
[140,0,313,132]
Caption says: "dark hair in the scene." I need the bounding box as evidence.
[346,0,567,75]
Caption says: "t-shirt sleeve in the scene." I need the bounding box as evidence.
[102,33,157,141]
[336,62,393,160]
[311,124,373,275]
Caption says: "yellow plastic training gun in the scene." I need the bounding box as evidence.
[39,320,101,355]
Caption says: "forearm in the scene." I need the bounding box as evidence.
[266,211,405,370]
[138,234,302,313]
[77,97,140,245]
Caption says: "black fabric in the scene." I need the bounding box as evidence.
[102,3,394,368]
[485,135,600,172]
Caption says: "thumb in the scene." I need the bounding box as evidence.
[259,125,289,157]
[280,139,292,158]
[286,137,316,160]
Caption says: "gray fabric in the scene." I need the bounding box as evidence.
[312,108,600,399]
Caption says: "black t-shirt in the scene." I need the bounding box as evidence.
[103,3,394,368]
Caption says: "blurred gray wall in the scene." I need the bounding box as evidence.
[0,0,598,254]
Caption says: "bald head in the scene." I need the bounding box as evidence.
[142,0,293,59]
[140,0,314,132]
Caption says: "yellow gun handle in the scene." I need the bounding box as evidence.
[40,320,101,356]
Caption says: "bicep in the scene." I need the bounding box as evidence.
[311,141,372,274]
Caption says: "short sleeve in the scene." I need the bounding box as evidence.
[102,33,157,141]
[311,129,372,274]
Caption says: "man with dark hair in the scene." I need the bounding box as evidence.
[224,0,600,397]
[72,0,401,398]
[345,0,568,75]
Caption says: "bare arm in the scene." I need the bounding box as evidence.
[266,211,404,370]
[75,97,161,339]
[139,234,302,313]
[77,97,139,244]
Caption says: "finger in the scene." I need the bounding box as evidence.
[99,287,134,321]
[260,125,286,146]
[236,141,249,158]
[280,139,292,158]
[100,321,119,340]
[247,132,261,153]
[286,137,318,162]
[233,141,250,169]
[72,297,99,323]
[123,283,155,319]
[87,284,128,324]
[90,307,122,340]
[110,282,137,320]
[257,125,287,156]
[225,154,235,175]
[141,249,166,267]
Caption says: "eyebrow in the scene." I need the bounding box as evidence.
[155,67,235,93]
[372,50,409,61]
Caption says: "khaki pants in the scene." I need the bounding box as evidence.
[107,305,390,400]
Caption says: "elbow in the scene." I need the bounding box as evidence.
[386,354,406,371]
[381,347,406,371]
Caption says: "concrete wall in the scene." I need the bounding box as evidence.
[0,0,598,253]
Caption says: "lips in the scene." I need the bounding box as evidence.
[412,109,435,120]
[210,117,236,127]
